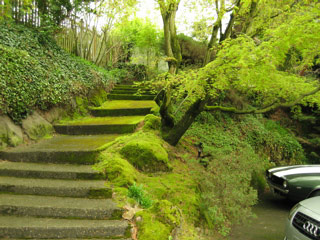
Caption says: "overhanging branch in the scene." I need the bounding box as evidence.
[205,86,320,114]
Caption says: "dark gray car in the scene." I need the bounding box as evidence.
[266,165,320,202]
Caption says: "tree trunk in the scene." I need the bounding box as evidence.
[203,23,220,66]
[163,98,208,146]
[159,0,181,74]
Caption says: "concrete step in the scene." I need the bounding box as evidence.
[0,135,119,165]
[5,237,132,240]
[54,116,144,135]
[111,89,154,94]
[0,161,104,180]
[90,108,152,117]
[0,194,122,219]
[108,94,155,100]
[0,176,111,198]
[90,100,157,117]
[0,216,129,239]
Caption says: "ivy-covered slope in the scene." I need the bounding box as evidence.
[0,22,118,123]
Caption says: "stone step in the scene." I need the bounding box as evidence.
[54,116,144,135]
[90,108,152,117]
[0,135,118,165]
[0,176,111,198]
[113,84,143,89]
[108,94,155,100]
[111,89,154,94]
[0,216,129,239]
[0,161,104,180]
[7,239,131,240]
[0,194,121,219]
[90,100,157,117]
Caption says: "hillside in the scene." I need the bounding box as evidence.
[0,20,313,240]
[0,21,125,123]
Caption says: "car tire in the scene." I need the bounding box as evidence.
[309,190,320,198]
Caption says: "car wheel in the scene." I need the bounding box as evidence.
[309,190,320,198]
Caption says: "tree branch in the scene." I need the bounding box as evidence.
[270,0,299,19]
[205,86,320,114]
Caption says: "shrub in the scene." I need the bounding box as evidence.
[128,182,153,208]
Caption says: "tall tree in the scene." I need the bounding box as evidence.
[152,0,320,145]
[156,0,182,74]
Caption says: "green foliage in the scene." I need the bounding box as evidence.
[0,22,119,123]
[128,182,153,208]
[177,33,207,68]
[185,111,304,235]
[108,63,147,82]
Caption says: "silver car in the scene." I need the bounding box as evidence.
[285,196,320,240]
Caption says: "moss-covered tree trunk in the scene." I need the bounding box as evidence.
[158,0,182,74]
[162,98,208,146]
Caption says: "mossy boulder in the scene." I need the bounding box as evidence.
[0,115,24,150]
[143,114,161,131]
[120,139,171,172]
[21,111,53,140]
[94,152,138,187]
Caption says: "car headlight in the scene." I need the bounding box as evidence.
[288,203,300,220]
[266,170,272,178]
[283,180,288,188]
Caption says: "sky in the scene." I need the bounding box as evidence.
[135,0,230,38]
[135,0,198,35]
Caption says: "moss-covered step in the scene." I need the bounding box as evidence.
[0,216,129,239]
[0,135,119,164]
[90,100,158,117]
[108,94,155,100]
[111,89,154,94]
[54,116,145,135]
[0,194,122,219]
[0,176,112,198]
[0,161,104,180]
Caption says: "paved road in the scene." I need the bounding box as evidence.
[229,191,296,240]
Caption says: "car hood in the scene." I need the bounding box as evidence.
[269,165,320,178]
[300,196,320,215]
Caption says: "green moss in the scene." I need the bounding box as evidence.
[96,100,157,109]
[143,114,161,131]
[120,139,171,172]
[88,89,108,107]
[136,210,172,240]
[152,200,181,226]
[57,116,145,126]
[94,131,201,239]
[27,123,54,141]
[75,96,89,115]
[94,152,138,187]
[151,105,160,115]
[88,188,113,198]
[139,163,200,223]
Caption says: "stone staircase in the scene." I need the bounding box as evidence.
[0,84,156,239]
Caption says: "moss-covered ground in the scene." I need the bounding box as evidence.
[92,110,305,240]
[93,115,205,240]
